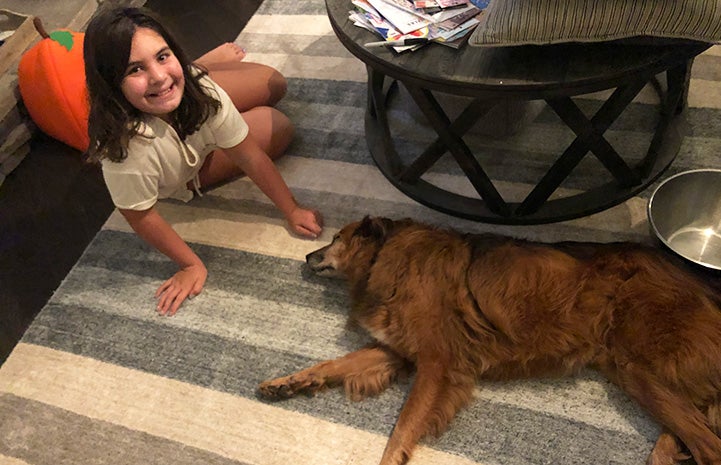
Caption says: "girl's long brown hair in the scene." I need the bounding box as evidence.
[83,7,221,163]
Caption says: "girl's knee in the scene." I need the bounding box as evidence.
[268,70,288,106]
[207,63,288,110]
[273,107,293,133]
[242,106,294,159]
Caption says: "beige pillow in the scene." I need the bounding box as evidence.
[468,0,721,47]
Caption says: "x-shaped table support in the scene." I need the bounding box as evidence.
[365,60,690,223]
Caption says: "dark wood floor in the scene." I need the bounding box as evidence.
[0,0,262,364]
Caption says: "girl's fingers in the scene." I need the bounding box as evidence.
[307,220,322,236]
[155,278,172,298]
[156,281,179,315]
[155,265,206,315]
[167,291,188,316]
[157,290,173,315]
[294,224,318,238]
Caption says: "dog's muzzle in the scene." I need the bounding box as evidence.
[306,244,329,269]
[306,244,340,277]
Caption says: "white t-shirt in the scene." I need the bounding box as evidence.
[101,75,249,210]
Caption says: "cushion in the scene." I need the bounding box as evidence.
[17,23,89,152]
[468,0,721,47]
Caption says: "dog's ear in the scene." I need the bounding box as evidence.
[356,216,393,241]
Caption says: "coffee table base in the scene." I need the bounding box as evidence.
[364,64,690,225]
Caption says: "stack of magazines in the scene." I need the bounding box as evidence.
[349,0,490,52]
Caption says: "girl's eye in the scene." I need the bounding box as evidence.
[125,65,142,76]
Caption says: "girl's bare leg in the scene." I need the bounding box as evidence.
[209,63,288,110]
[189,43,293,189]
[196,43,288,110]
[196,106,295,189]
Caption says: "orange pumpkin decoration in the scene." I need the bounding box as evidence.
[18,17,89,152]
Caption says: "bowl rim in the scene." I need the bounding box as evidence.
[647,168,721,270]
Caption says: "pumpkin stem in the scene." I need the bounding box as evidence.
[32,17,50,39]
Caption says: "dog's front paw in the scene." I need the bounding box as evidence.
[258,374,324,399]
[258,378,297,399]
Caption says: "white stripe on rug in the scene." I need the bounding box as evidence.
[102,155,648,259]
[586,77,721,108]
[102,207,329,262]
[240,14,366,81]
[245,52,366,82]
[244,14,333,36]
[686,78,721,108]
[0,341,652,446]
[704,45,721,57]
[0,454,31,465]
[0,343,484,465]
[473,377,655,437]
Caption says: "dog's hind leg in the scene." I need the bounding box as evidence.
[612,365,721,465]
[379,361,476,465]
[647,430,690,465]
[258,344,408,400]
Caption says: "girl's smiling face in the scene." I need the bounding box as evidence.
[121,27,184,121]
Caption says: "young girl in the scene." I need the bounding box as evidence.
[84,7,323,316]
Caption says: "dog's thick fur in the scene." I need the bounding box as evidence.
[258,216,721,465]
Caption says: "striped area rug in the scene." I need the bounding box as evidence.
[3,1,721,464]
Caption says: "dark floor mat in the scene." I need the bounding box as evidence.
[143,0,263,59]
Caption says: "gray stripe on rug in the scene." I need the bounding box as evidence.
[276,76,721,193]
[285,78,367,106]
[255,0,326,15]
[54,231,350,311]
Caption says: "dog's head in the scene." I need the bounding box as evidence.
[306,216,396,279]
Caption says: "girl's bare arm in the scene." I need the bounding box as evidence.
[120,206,207,315]
[223,135,323,238]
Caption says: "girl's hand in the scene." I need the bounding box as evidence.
[286,207,323,238]
[155,263,208,316]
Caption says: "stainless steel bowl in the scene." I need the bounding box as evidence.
[648,169,721,270]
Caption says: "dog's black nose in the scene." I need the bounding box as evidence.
[306,245,329,268]
[306,248,321,265]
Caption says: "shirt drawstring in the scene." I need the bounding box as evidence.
[178,134,203,198]
[191,173,203,198]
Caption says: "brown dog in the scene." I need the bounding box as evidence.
[258,216,721,465]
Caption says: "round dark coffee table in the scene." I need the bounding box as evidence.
[325,0,711,224]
